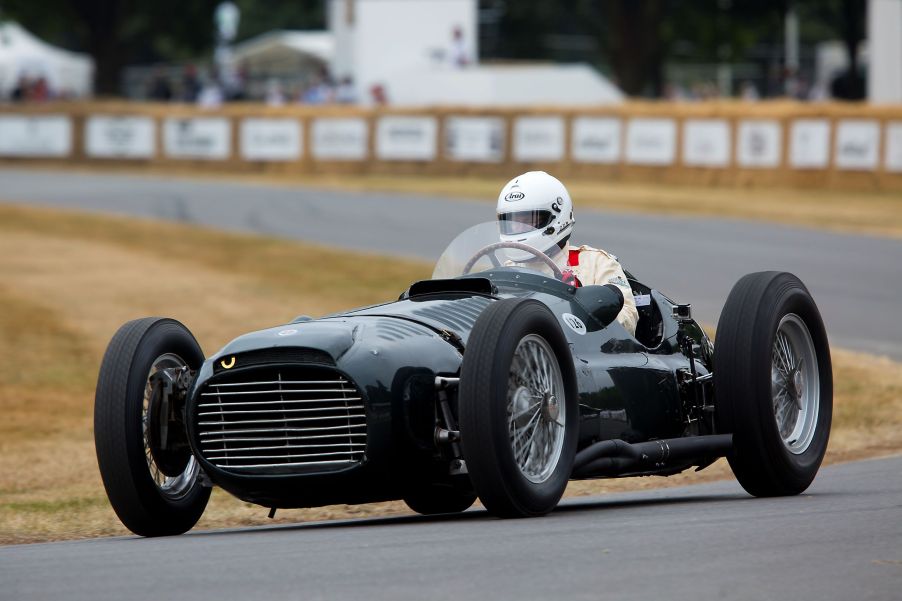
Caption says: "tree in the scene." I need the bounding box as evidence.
[0,0,325,95]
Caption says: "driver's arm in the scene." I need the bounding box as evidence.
[578,250,638,336]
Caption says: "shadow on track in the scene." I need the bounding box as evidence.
[183,490,754,540]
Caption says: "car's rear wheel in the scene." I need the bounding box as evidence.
[94,318,210,536]
[458,299,578,518]
[402,484,477,515]
[714,272,832,497]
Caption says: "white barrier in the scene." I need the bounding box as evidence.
[311,117,368,160]
[737,120,782,168]
[683,119,731,167]
[0,115,71,157]
[240,118,303,161]
[445,116,505,162]
[625,118,677,165]
[375,116,437,161]
[1,104,901,190]
[164,117,231,160]
[513,116,565,162]
[85,115,155,159]
[571,117,621,164]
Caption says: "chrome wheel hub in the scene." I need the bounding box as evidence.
[507,334,566,484]
[771,314,820,455]
[143,353,199,499]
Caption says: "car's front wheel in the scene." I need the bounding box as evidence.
[94,317,210,536]
[458,299,578,518]
[714,272,832,497]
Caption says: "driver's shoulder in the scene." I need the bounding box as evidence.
[572,243,618,262]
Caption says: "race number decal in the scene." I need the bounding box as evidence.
[561,313,587,335]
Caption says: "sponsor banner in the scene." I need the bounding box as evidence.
[513,116,565,162]
[625,118,677,165]
[85,115,155,159]
[737,119,782,168]
[683,119,731,167]
[311,117,368,160]
[834,119,880,170]
[885,122,902,172]
[789,119,831,169]
[445,116,505,162]
[375,116,438,161]
[163,117,231,160]
[240,118,302,161]
[0,115,71,157]
[571,117,621,164]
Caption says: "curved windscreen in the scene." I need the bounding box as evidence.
[432,221,566,279]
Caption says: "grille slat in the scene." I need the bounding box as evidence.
[201,389,355,397]
[202,442,366,452]
[209,379,346,387]
[199,397,361,408]
[195,366,366,474]
[198,405,364,417]
[198,414,365,426]
[198,423,366,437]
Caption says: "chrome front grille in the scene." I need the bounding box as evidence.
[195,366,366,474]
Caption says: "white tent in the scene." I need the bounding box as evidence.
[232,30,333,76]
[0,21,94,98]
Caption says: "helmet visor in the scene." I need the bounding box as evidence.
[498,210,554,235]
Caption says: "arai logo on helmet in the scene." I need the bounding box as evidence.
[504,191,525,202]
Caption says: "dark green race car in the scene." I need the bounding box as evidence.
[95,222,832,536]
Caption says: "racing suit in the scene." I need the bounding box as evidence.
[563,244,638,336]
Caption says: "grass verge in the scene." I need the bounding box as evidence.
[0,203,899,545]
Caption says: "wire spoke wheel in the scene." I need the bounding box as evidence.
[714,271,832,498]
[95,317,210,536]
[142,353,199,499]
[770,315,819,455]
[507,334,566,484]
[459,298,577,518]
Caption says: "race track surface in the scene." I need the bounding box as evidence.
[2,454,900,601]
[1,167,900,358]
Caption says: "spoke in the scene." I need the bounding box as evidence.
[510,400,542,423]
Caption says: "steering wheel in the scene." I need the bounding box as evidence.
[462,241,564,279]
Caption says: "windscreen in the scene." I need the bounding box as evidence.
[432,221,566,279]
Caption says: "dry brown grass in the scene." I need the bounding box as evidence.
[0,203,899,545]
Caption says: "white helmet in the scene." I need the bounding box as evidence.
[496,171,574,261]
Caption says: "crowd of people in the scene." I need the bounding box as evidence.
[6,75,60,102]
[144,64,361,107]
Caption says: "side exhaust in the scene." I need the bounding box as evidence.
[571,434,733,479]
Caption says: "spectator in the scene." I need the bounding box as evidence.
[264,78,286,106]
[335,76,356,104]
[740,81,760,101]
[450,26,469,67]
[181,65,201,102]
[148,70,173,101]
[301,67,334,104]
[370,83,388,105]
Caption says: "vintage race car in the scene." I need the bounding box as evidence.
[94,222,832,536]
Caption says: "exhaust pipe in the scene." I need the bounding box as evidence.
[572,434,732,478]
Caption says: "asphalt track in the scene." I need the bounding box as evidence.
[1,168,899,359]
[2,454,900,601]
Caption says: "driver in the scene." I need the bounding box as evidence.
[496,171,638,336]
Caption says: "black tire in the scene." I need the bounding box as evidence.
[458,299,578,518]
[714,272,832,497]
[403,484,477,515]
[94,317,210,536]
